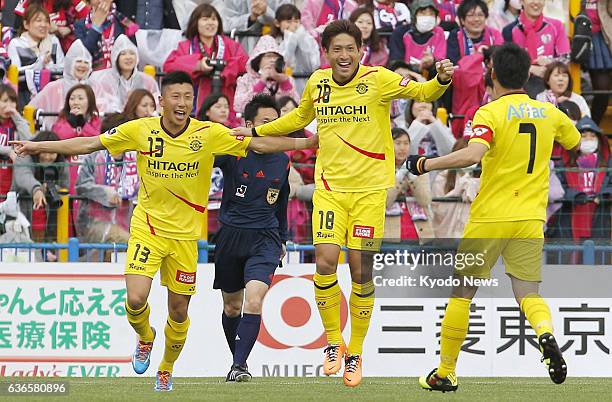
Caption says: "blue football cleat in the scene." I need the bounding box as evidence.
[132,327,156,374]
[155,370,173,392]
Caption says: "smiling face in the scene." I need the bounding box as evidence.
[460,5,486,37]
[207,97,229,124]
[160,83,194,128]
[73,59,91,80]
[354,13,374,41]
[24,11,51,42]
[522,0,545,19]
[198,14,219,39]
[325,33,362,83]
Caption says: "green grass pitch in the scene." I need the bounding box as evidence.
[11,377,610,401]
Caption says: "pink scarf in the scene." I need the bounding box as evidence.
[519,11,544,62]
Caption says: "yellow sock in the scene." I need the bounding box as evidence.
[437,297,471,378]
[313,272,343,345]
[158,316,190,373]
[520,293,554,338]
[348,281,374,355]
[125,302,154,343]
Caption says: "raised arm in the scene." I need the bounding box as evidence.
[380,60,455,103]
[10,136,105,157]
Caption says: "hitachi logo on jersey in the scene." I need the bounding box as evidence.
[507,103,546,120]
[316,105,367,116]
[147,160,199,171]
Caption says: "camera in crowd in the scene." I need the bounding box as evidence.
[43,166,63,209]
[206,58,226,95]
[274,56,285,74]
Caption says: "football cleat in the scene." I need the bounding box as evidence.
[323,344,346,375]
[419,368,458,393]
[343,354,362,387]
[226,364,252,382]
[154,370,173,392]
[132,327,156,374]
[539,333,567,384]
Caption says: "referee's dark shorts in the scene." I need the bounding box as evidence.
[213,224,282,293]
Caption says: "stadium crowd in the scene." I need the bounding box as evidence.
[0,0,610,261]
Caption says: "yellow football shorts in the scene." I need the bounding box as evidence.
[312,189,385,251]
[455,220,544,282]
[125,228,199,295]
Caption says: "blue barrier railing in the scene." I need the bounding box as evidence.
[0,238,610,265]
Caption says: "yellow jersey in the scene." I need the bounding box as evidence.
[468,93,580,222]
[100,117,251,240]
[255,65,449,192]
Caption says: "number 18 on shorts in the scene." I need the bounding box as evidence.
[312,189,385,252]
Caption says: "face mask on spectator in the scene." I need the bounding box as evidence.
[580,139,598,154]
[416,16,436,33]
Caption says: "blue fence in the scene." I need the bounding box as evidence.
[0,238,609,265]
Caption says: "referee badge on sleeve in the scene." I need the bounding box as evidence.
[267,188,280,204]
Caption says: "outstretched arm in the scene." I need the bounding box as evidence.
[10,136,105,157]
[406,142,488,175]
[248,135,318,154]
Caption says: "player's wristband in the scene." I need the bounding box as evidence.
[436,75,451,85]
[251,127,259,137]
[405,155,432,176]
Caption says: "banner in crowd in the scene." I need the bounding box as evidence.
[0,263,610,377]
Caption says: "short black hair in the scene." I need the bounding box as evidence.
[161,71,194,93]
[276,95,298,111]
[557,100,581,122]
[457,0,489,20]
[321,20,362,51]
[243,94,280,123]
[491,43,531,90]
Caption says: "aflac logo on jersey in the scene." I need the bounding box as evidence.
[507,103,546,120]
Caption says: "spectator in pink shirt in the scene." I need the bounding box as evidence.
[163,3,248,117]
[502,0,570,97]
[51,83,101,194]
